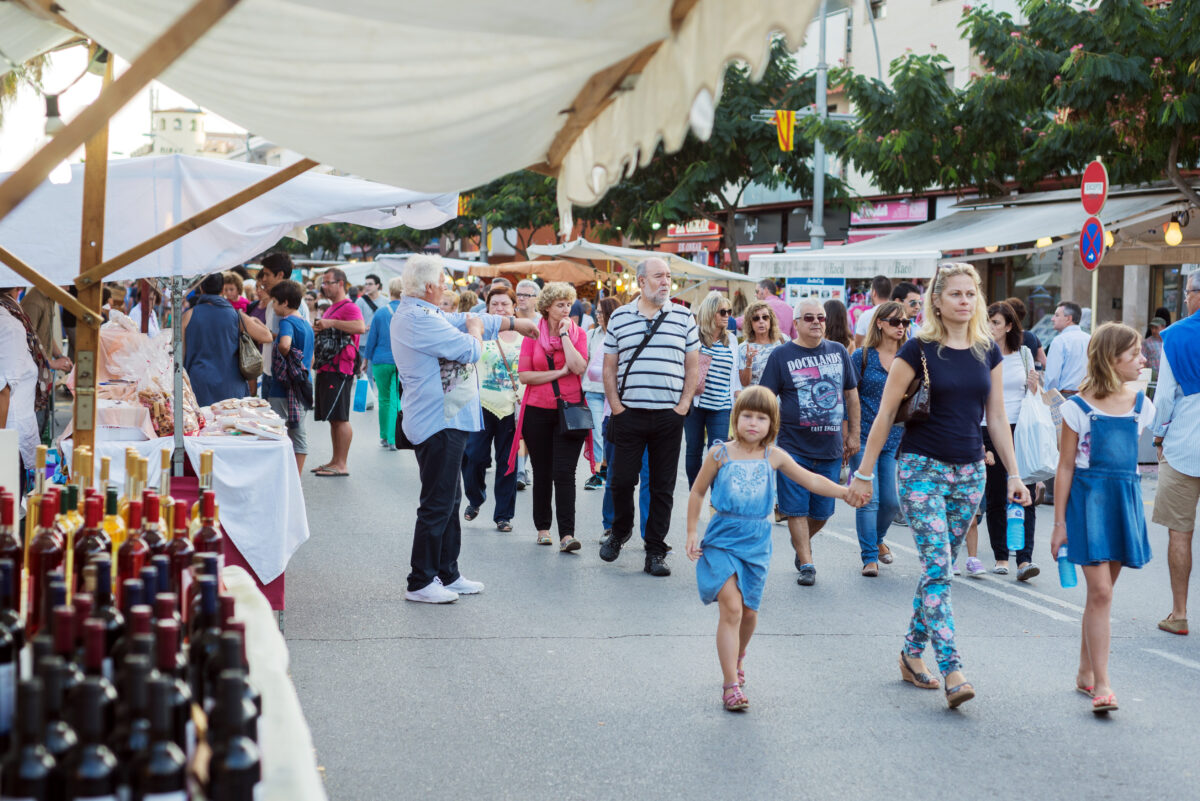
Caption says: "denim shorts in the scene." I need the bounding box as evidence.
[776,452,841,520]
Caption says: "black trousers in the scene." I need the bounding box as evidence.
[608,407,685,558]
[982,424,1036,564]
[408,428,469,592]
[522,405,585,540]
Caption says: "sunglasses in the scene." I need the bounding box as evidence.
[751,315,771,322]
[881,317,911,328]
[797,314,826,323]
[906,299,922,308]
[717,309,731,316]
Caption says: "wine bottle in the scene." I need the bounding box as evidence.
[74,495,109,596]
[222,620,262,717]
[164,501,193,620]
[192,491,223,578]
[66,484,85,543]
[118,449,138,529]
[206,672,261,801]
[117,500,149,611]
[0,492,21,613]
[0,575,13,755]
[158,448,177,538]
[72,592,93,664]
[154,594,181,634]
[0,559,24,656]
[218,594,236,630]
[36,654,79,801]
[140,567,160,615]
[27,493,64,639]
[188,450,217,536]
[206,632,259,739]
[109,654,152,801]
[140,492,167,559]
[102,487,127,569]
[152,620,192,757]
[188,578,221,708]
[51,605,85,695]
[22,446,49,610]
[0,679,55,801]
[76,619,119,733]
[64,678,119,801]
[99,455,111,494]
[115,635,156,720]
[90,557,125,656]
[111,605,152,677]
[133,677,188,801]
[186,555,219,638]
[150,556,171,617]
[121,579,145,625]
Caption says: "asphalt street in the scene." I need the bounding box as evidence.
[285,410,1200,801]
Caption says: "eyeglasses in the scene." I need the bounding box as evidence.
[881,317,911,328]
[797,314,826,323]
[906,299,922,308]
[516,292,537,299]
[1188,288,1200,295]
[717,309,731,316]
[751,315,771,322]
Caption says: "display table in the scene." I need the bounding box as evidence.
[61,435,309,610]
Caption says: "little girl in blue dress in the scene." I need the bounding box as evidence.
[686,385,858,711]
[1051,323,1155,716]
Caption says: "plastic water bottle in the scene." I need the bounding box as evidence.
[1006,501,1025,551]
[1057,546,1077,588]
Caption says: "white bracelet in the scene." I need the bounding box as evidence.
[853,470,874,482]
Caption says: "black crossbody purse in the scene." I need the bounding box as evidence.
[547,352,591,440]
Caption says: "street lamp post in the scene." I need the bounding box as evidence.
[811,0,829,251]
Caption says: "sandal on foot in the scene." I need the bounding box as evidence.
[463,505,480,522]
[536,533,552,545]
[898,654,940,690]
[722,682,748,711]
[945,681,976,709]
[1075,683,1094,697]
[495,520,512,532]
[1092,693,1118,714]
[737,652,746,687]
[560,536,581,552]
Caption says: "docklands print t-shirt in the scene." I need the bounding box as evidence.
[760,340,857,460]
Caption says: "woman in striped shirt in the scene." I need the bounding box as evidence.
[685,292,743,487]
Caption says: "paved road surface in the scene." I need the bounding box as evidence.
[286,411,1200,801]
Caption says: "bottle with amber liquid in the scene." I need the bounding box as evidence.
[140,491,168,558]
[193,491,224,577]
[158,447,176,535]
[189,450,218,536]
[73,495,108,596]
[117,448,137,526]
[103,486,127,568]
[117,500,149,612]
[27,493,63,639]
[0,492,21,614]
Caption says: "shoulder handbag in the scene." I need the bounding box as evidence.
[618,308,669,398]
[894,343,931,424]
[495,337,520,406]
[547,352,591,440]
[237,312,264,380]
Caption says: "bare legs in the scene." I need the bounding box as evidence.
[1078,562,1122,697]
[328,420,352,473]
[716,576,757,687]
[1167,528,1193,620]
[788,516,826,565]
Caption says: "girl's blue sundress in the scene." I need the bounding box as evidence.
[696,443,777,610]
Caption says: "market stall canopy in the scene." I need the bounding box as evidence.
[528,237,751,283]
[0,154,458,285]
[308,254,480,286]
[29,0,818,230]
[0,3,77,79]
[472,259,598,285]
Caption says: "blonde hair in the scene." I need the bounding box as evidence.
[696,291,732,348]
[918,262,992,360]
[536,282,576,317]
[441,289,459,309]
[728,385,780,447]
[862,300,905,351]
[457,290,478,313]
[742,300,782,344]
[1079,322,1141,400]
[388,276,404,299]
[222,271,243,294]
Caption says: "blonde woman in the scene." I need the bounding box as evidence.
[850,263,1031,708]
[457,290,478,314]
[439,289,459,314]
[738,301,785,386]
[685,292,743,487]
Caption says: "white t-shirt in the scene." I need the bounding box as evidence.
[854,304,881,337]
[126,303,161,336]
[1060,395,1156,469]
[0,307,40,466]
[982,347,1033,426]
[263,298,311,376]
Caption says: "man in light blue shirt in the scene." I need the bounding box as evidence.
[1044,301,1090,394]
[1152,271,1200,635]
[391,255,536,604]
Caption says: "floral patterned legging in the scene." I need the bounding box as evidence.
[897,453,986,676]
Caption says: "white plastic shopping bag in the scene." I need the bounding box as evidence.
[1014,388,1058,483]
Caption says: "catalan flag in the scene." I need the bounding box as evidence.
[457,194,472,217]
[774,109,796,152]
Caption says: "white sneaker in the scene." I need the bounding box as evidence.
[404,577,459,604]
[444,576,484,595]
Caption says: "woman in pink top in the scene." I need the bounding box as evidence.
[511,282,589,551]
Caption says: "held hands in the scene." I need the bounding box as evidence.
[847,476,873,507]
[841,485,867,508]
[685,531,702,561]
[1007,476,1032,506]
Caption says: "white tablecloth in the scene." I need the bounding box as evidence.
[62,436,309,584]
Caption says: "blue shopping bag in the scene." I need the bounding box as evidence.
[352,376,369,413]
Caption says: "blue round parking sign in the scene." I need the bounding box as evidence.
[1079,216,1105,271]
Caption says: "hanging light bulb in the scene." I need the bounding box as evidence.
[596,280,602,290]
[984,245,998,253]
[1035,236,1053,249]
[1104,230,1114,248]
[1164,220,1183,247]
[671,282,678,291]
[86,47,109,77]
[530,273,538,280]
[44,95,72,185]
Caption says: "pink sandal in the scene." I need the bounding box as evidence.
[737,652,746,687]
[722,682,749,711]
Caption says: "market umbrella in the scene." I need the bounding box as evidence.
[471,259,598,285]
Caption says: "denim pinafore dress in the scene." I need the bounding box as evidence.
[1064,393,1152,568]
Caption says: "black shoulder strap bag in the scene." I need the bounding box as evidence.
[547,351,591,441]
[618,309,669,399]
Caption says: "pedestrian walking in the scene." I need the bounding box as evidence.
[182,273,272,407]
[1004,296,1046,367]
[391,256,537,604]
[853,275,893,347]
[1051,323,1155,714]
[738,279,796,340]
[514,279,541,491]
[848,300,908,577]
[311,267,367,477]
[1142,316,1167,374]
[363,277,403,449]
[687,386,859,711]
[462,286,523,532]
[1153,270,1200,636]
[581,297,621,491]
[1045,301,1089,394]
[737,301,785,387]
[851,263,1030,709]
[759,298,860,587]
[510,282,589,550]
[685,292,742,487]
[600,257,699,577]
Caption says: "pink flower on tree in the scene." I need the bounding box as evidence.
[1070,43,1084,53]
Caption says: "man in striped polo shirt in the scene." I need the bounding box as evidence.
[600,257,700,576]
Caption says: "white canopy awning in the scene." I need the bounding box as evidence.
[36,0,819,229]
[0,155,457,285]
[528,237,751,283]
[0,4,75,79]
[749,190,1185,280]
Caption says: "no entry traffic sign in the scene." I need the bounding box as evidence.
[1080,216,1105,270]
[1081,159,1109,215]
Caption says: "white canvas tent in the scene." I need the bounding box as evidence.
[0,155,457,285]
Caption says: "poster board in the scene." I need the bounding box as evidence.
[0,429,17,497]
[786,276,845,306]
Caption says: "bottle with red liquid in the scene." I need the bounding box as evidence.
[117,499,149,611]
[51,606,85,694]
[187,554,220,639]
[90,557,125,656]
[140,490,167,558]
[153,619,193,756]
[165,500,194,618]
[0,492,21,611]
[70,619,118,735]
[0,560,24,655]
[193,490,224,574]
[27,493,64,638]
[73,495,108,595]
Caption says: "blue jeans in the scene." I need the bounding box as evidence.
[601,416,649,537]
[683,405,731,487]
[585,391,607,458]
[461,408,517,524]
[849,446,899,564]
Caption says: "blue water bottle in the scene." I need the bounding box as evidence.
[1057,546,1077,588]
[1006,501,1025,551]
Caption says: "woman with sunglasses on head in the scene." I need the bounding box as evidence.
[848,301,908,577]
[738,301,786,386]
[848,264,1031,709]
[685,292,743,487]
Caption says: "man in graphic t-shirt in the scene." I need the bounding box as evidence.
[312,267,366,477]
[760,298,860,587]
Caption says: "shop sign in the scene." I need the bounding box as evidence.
[790,206,852,241]
[786,275,845,306]
[666,219,720,238]
[734,212,783,246]
[850,198,930,226]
